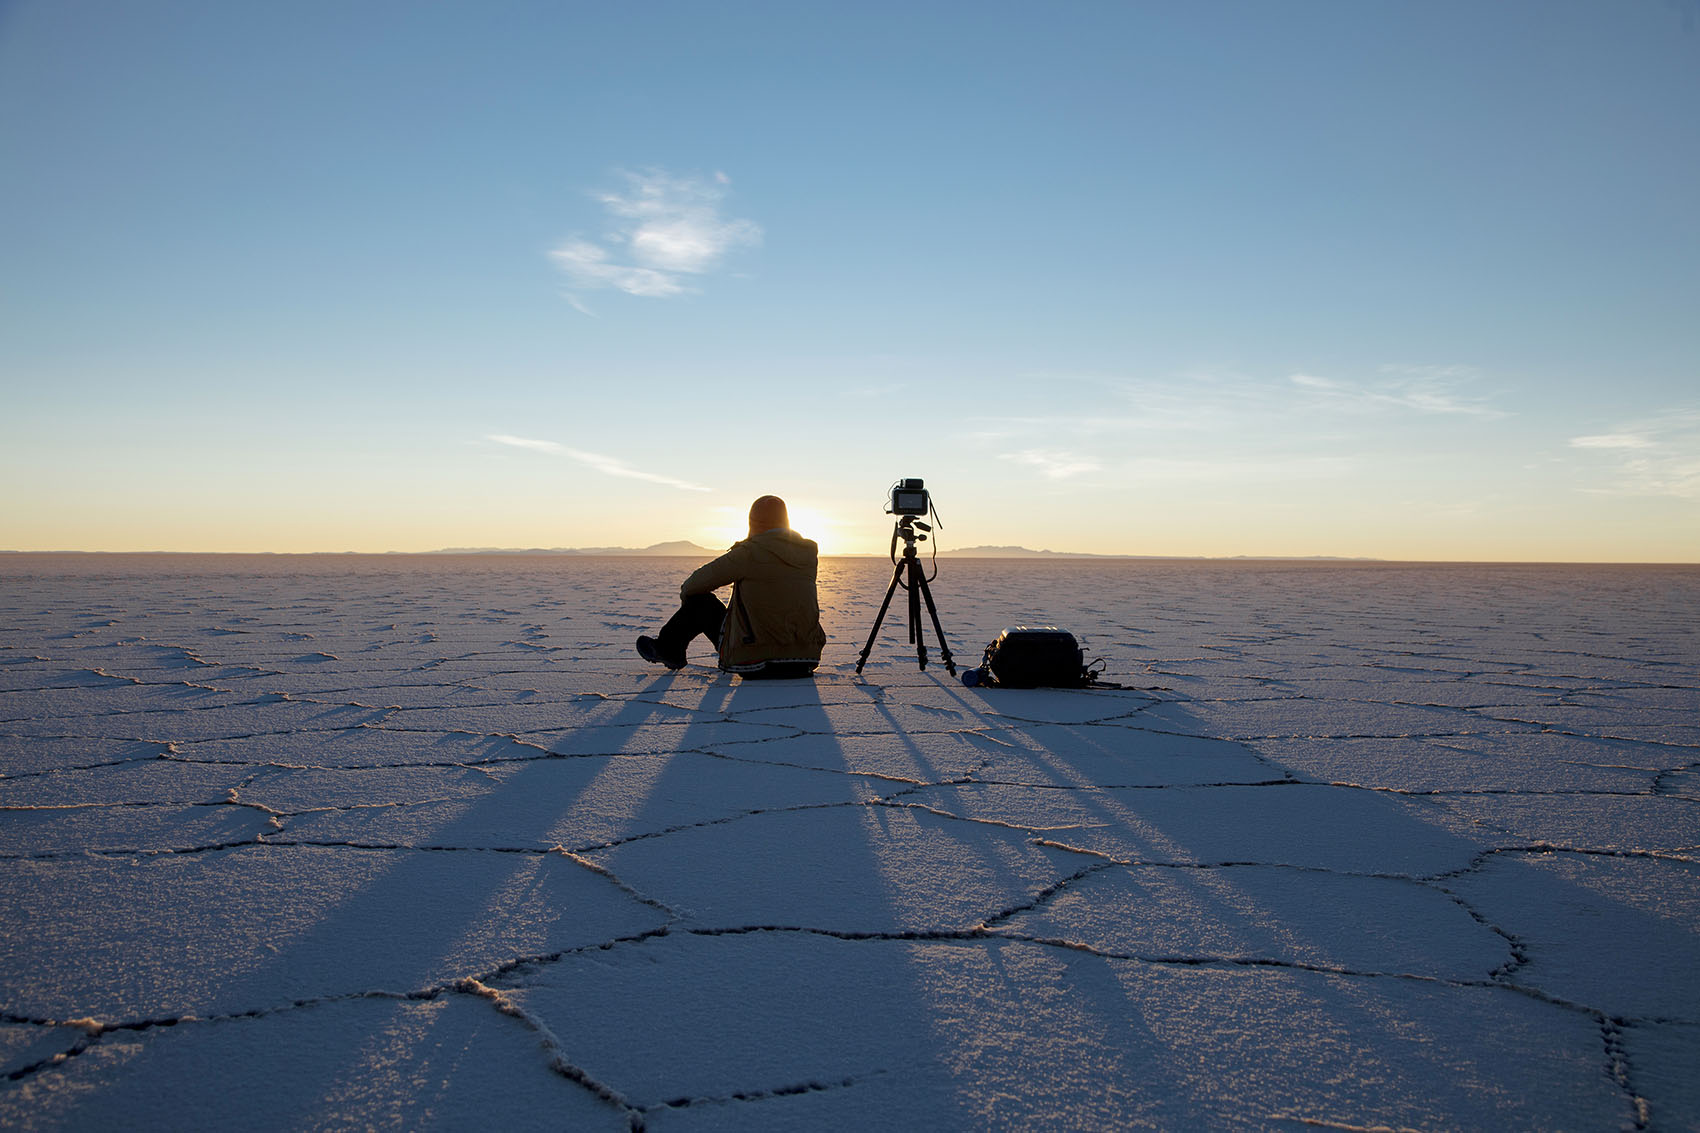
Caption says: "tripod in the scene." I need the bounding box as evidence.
[855,516,956,676]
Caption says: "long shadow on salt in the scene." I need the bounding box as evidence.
[501,677,1133,1118]
[3,991,620,1131]
[1445,850,1700,1019]
[574,676,1087,935]
[492,674,1629,1128]
[910,687,1508,981]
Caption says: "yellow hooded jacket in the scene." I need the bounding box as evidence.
[680,528,827,671]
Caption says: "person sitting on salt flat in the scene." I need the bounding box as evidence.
[637,494,826,679]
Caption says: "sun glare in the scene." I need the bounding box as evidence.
[699,502,843,555]
[785,505,840,553]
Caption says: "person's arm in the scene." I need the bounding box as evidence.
[680,542,750,599]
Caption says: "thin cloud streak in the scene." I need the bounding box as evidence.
[561,447,712,493]
[1290,371,1508,418]
[1568,409,1700,499]
[488,434,564,454]
[1570,434,1654,450]
[1124,453,1360,482]
[973,365,1507,443]
[1000,449,1101,480]
[962,365,1505,487]
[550,169,761,304]
[486,434,711,492]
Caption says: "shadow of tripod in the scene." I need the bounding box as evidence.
[855,515,956,676]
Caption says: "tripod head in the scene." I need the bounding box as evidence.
[889,515,931,559]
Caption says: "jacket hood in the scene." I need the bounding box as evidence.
[748,527,818,566]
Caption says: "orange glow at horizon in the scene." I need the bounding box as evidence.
[698,503,846,556]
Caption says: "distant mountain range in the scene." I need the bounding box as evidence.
[430,541,718,556]
[428,543,1376,560]
[941,545,1117,557]
[942,547,1380,560]
[6,544,1377,560]
[430,543,1106,557]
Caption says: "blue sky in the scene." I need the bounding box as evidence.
[3,0,1697,559]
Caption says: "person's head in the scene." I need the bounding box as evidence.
[748,495,789,535]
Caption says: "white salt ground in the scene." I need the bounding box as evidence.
[1,554,1697,1130]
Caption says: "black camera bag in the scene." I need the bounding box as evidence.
[978,626,1087,688]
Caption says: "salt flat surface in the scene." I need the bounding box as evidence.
[2,554,1697,1130]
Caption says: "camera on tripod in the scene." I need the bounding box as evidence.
[886,478,930,517]
[859,477,955,675]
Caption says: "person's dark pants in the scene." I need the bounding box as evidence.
[657,592,726,664]
[654,592,816,678]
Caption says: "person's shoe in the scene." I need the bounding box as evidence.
[636,635,685,670]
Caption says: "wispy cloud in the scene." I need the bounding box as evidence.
[488,433,564,454]
[1000,449,1101,480]
[1291,368,1508,418]
[550,169,761,307]
[1569,433,1655,450]
[563,449,712,493]
[973,365,1507,446]
[1123,453,1360,482]
[1568,409,1700,498]
[487,434,711,492]
[960,366,1509,491]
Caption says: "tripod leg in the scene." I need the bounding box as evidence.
[907,558,930,670]
[855,559,909,673]
[913,571,957,676]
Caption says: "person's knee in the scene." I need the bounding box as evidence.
[678,591,726,643]
[682,591,724,612]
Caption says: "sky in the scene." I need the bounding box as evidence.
[2,0,1697,561]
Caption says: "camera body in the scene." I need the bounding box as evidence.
[886,478,930,517]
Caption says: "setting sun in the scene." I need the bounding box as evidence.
[699,502,846,555]
[783,505,843,554]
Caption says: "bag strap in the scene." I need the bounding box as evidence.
[1082,657,1123,689]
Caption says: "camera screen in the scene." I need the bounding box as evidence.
[892,489,928,513]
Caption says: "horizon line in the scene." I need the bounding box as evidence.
[4,549,1697,567]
